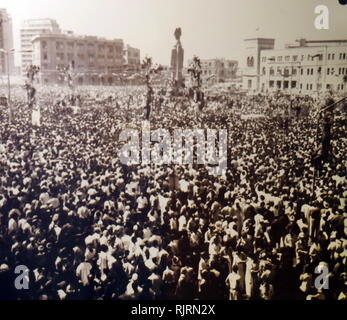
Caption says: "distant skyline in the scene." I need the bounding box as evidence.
[1,0,347,67]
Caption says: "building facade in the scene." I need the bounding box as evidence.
[243,38,347,94]
[0,8,14,75]
[242,38,275,92]
[20,19,61,75]
[195,58,238,85]
[31,32,127,85]
[125,44,141,72]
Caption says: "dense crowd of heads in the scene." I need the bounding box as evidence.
[0,85,346,300]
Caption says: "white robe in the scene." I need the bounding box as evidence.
[32,107,41,126]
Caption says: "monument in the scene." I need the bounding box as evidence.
[171,28,184,87]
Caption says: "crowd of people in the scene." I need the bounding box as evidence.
[0,84,346,300]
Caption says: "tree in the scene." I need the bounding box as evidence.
[141,56,163,120]
[56,61,75,90]
[24,65,40,108]
[187,56,205,110]
[187,55,202,90]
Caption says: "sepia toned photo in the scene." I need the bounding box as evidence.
[0,0,346,305]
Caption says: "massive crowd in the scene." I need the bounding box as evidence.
[0,84,346,300]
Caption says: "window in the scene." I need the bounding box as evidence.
[311,68,314,75]
[291,81,297,88]
[343,53,346,60]
[42,41,47,49]
[301,55,305,61]
[307,69,310,75]
[67,53,74,61]
[326,84,331,89]
[285,56,290,62]
[56,52,64,60]
[293,55,298,62]
[277,56,282,62]
[269,80,274,88]
[327,68,330,75]
[43,52,48,60]
[270,68,274,76]
[248,79,252,89]
[332,53,335,60]
[261,57,266,63]
[56,42,64,50]
[247,56,254,67]
[328,53,331,60]
[262,67,266,75]
[300,68,303,75]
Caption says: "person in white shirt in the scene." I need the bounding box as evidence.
[76,261,93,286]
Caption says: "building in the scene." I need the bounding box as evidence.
[0,8,14,75]
[242,38,275,92]
[125,44,141,72]
[188,58,238,86]
[243,38,347,94]
[31,31,126,85]
[20,19,61,74]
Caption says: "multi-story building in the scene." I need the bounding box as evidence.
[125,44,141,72]
[31,31,126,85]
[242,38,276,92]
[243,38,347,94]
[20,19,61,74]
[0,8,14,75]
[187,58,238,86]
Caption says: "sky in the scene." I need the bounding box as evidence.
[1,0,347,67]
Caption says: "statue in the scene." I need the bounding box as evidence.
[174,28,182,41]
[171,27,184,89]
